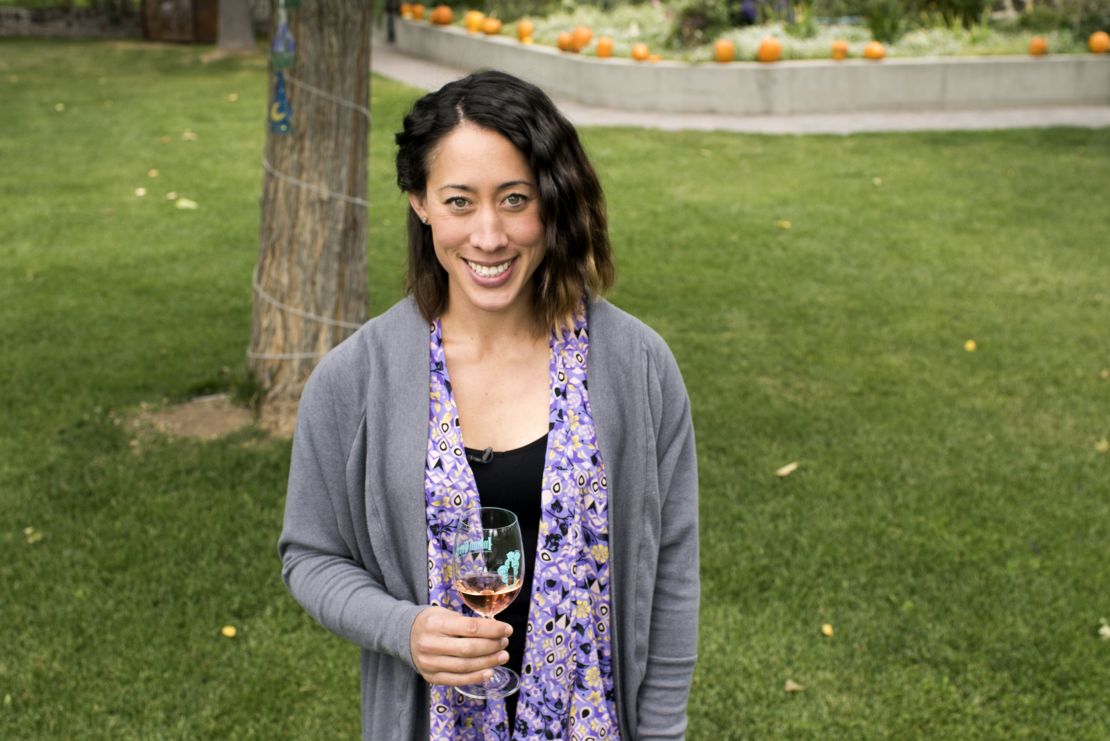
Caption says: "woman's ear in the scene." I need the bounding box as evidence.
[407,192,428,224]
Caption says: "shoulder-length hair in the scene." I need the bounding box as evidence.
[394,70,614,330]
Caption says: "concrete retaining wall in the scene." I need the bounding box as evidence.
[393,20,1110,115]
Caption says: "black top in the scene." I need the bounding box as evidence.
[465,433,546,726]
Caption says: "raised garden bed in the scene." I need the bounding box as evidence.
[392,18,1110,116]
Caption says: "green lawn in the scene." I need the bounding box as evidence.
[2,39,1108,739]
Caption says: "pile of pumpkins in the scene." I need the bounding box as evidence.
[400,6,1110,64]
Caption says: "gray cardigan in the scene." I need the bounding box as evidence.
[279,297,699,740]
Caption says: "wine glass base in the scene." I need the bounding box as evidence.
[455,666,520,700]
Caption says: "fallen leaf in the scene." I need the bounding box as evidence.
[221,625,238,638]
[821,623,834,637]
[964,339,977,352]
[23,526,44,545]
[1100,369,1110,380]
[227,92,240,102]
[134,187,147,197]
[776,461,799,478]
[784,679,804,693]
[175,197,199,210]
[1099,619,1110,640]
[182,129,198,141]
[165,191,178,201]
[158,135,172,144]
[1095,439,1109,454]
[775,219,792,230]
[54,102,65,112]
[148,169,159,178]
[872,176,882,186]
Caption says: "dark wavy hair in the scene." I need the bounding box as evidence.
[395,70,614,329]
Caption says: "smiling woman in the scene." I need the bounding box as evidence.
[278,70,700,741]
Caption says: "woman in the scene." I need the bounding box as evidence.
[279,70,698,740]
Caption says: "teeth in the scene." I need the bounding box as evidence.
[466,259,512,278]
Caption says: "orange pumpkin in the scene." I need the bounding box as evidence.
[572,25,593,51]
[647,53,662,63]
[429,4,452,25]
[595,35,614,58]
[1089,30,1109,54]
[464,10,485,33]
[630,42,649,62]
[516,19,534,41]
[399,2,413,19]
[480,16,502,35]
[714,38,735,63]
[831,39,849,60]
[411,3,425,20]
[1029,36,1047,56]
[557,32,576,52]
[757,37,782,63]
[863,40,885,60]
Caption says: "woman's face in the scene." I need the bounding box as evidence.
[409,122,546,323]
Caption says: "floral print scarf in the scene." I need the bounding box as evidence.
[424,303,621,740]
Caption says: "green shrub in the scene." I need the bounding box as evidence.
[864,0,905,42]
[668,0,731,47]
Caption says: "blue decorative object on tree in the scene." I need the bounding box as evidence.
[270,70,293,135]
[272,7,296,69]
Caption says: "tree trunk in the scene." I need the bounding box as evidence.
[216,0,255,51]
[249,0,371,436]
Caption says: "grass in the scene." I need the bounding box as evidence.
[2,38,1110,739]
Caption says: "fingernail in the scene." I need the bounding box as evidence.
[484,670,494,680]
[499,651,509,663]
[501,638,509,648]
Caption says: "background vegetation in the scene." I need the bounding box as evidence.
[2,39,1109,739]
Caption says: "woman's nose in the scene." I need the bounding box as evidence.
[469,207,509,251]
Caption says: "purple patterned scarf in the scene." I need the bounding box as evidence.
[423,303,621,740]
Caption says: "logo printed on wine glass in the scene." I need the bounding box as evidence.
[498,549,521,585]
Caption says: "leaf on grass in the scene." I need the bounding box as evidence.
[165,191,178,201]
[54,102,65,112]
[1095,439,1109,454]
[182,129,198,141]
[872,176,882,187]
[158,135,172,144]
[775,219,792,230]
[821,623,834,637]
[23,526,44,545]
[175,197,199,210]
[1098,619,1110,640]
[784,679,804,693]
[148,169,159,178]
[227,92,240,103]
[221,625,238,638]
[1100,369,1110,380]
[776,461,799,478]
[134,187,146,197]
[964,339,977,352]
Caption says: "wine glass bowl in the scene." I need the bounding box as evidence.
[451,506,524,699]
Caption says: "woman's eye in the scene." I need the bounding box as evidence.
[446,197,469,209]
[504,193,528,207]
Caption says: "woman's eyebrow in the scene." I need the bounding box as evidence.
[436,180,535,194]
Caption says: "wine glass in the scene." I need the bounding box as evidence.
[451,506,524,699]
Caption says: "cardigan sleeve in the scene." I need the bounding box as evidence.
[278,355,425,668]
[637,337,700,740]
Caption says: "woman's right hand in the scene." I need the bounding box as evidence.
[409,606,512,686]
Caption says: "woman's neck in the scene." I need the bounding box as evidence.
[440,301,546,356]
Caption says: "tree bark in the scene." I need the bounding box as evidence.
[249,0,371,435]
[216,0,255,51]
